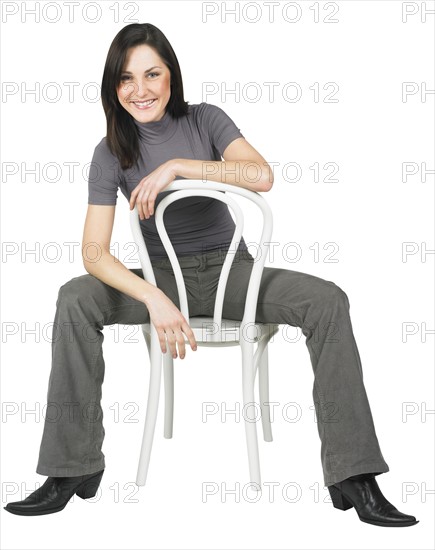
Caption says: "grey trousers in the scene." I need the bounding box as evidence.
[36,248,390,487]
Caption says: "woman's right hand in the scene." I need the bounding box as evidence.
[144,287,197,359]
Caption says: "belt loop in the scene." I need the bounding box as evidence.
[197,254,207,272]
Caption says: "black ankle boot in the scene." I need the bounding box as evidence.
[3,469,104,516]
[328,473,419,527]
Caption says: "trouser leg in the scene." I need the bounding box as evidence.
[218,257,390,487]
[36,267,186,477]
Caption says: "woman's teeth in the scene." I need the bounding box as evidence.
[133,99,156,109]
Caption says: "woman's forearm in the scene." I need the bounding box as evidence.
[83,250,158,305]
[172,158,272,192]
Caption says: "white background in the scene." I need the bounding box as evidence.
[1,1,434,549]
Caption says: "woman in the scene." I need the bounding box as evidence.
[4,23,418,526]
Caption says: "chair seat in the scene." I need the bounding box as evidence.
[141,317,277,346]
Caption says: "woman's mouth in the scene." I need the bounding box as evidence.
[132,99,157,110]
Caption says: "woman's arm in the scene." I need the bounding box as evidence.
[171,137,274,193]
[82,204,197,358]
[82,205,157,303]
[128,137,274,220]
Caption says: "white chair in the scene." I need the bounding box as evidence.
[129,180,279,490]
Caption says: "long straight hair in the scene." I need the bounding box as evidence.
[101,23,189,170]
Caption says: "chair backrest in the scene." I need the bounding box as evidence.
[130,180,273,342]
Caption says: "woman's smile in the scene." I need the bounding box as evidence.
[131,98,158,110]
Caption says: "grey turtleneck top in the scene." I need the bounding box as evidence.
[87,102,249,260]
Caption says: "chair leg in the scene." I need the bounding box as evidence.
[163,352,174,439]
[145,329,174,439]
[254,325,279,442]
[240,337,261,490]
[258,345,273,442]
[136,329,162,487]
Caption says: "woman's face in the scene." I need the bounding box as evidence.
[117,44,171,123]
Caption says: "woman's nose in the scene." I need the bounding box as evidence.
[135,79,151,98]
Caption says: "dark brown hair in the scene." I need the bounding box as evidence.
[101,23,189,170]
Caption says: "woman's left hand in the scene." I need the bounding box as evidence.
[129,159,178,220]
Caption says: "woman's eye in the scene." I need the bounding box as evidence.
[120,73,159,82]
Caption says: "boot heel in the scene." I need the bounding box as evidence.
[328,485,354,511]
[76,471,104,500]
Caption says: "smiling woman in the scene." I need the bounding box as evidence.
[3,22,419,528]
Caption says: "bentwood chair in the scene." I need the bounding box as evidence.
[129,180,279,490]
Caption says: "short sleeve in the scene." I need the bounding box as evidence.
[87,138,121,205]
[200,102,244,158]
